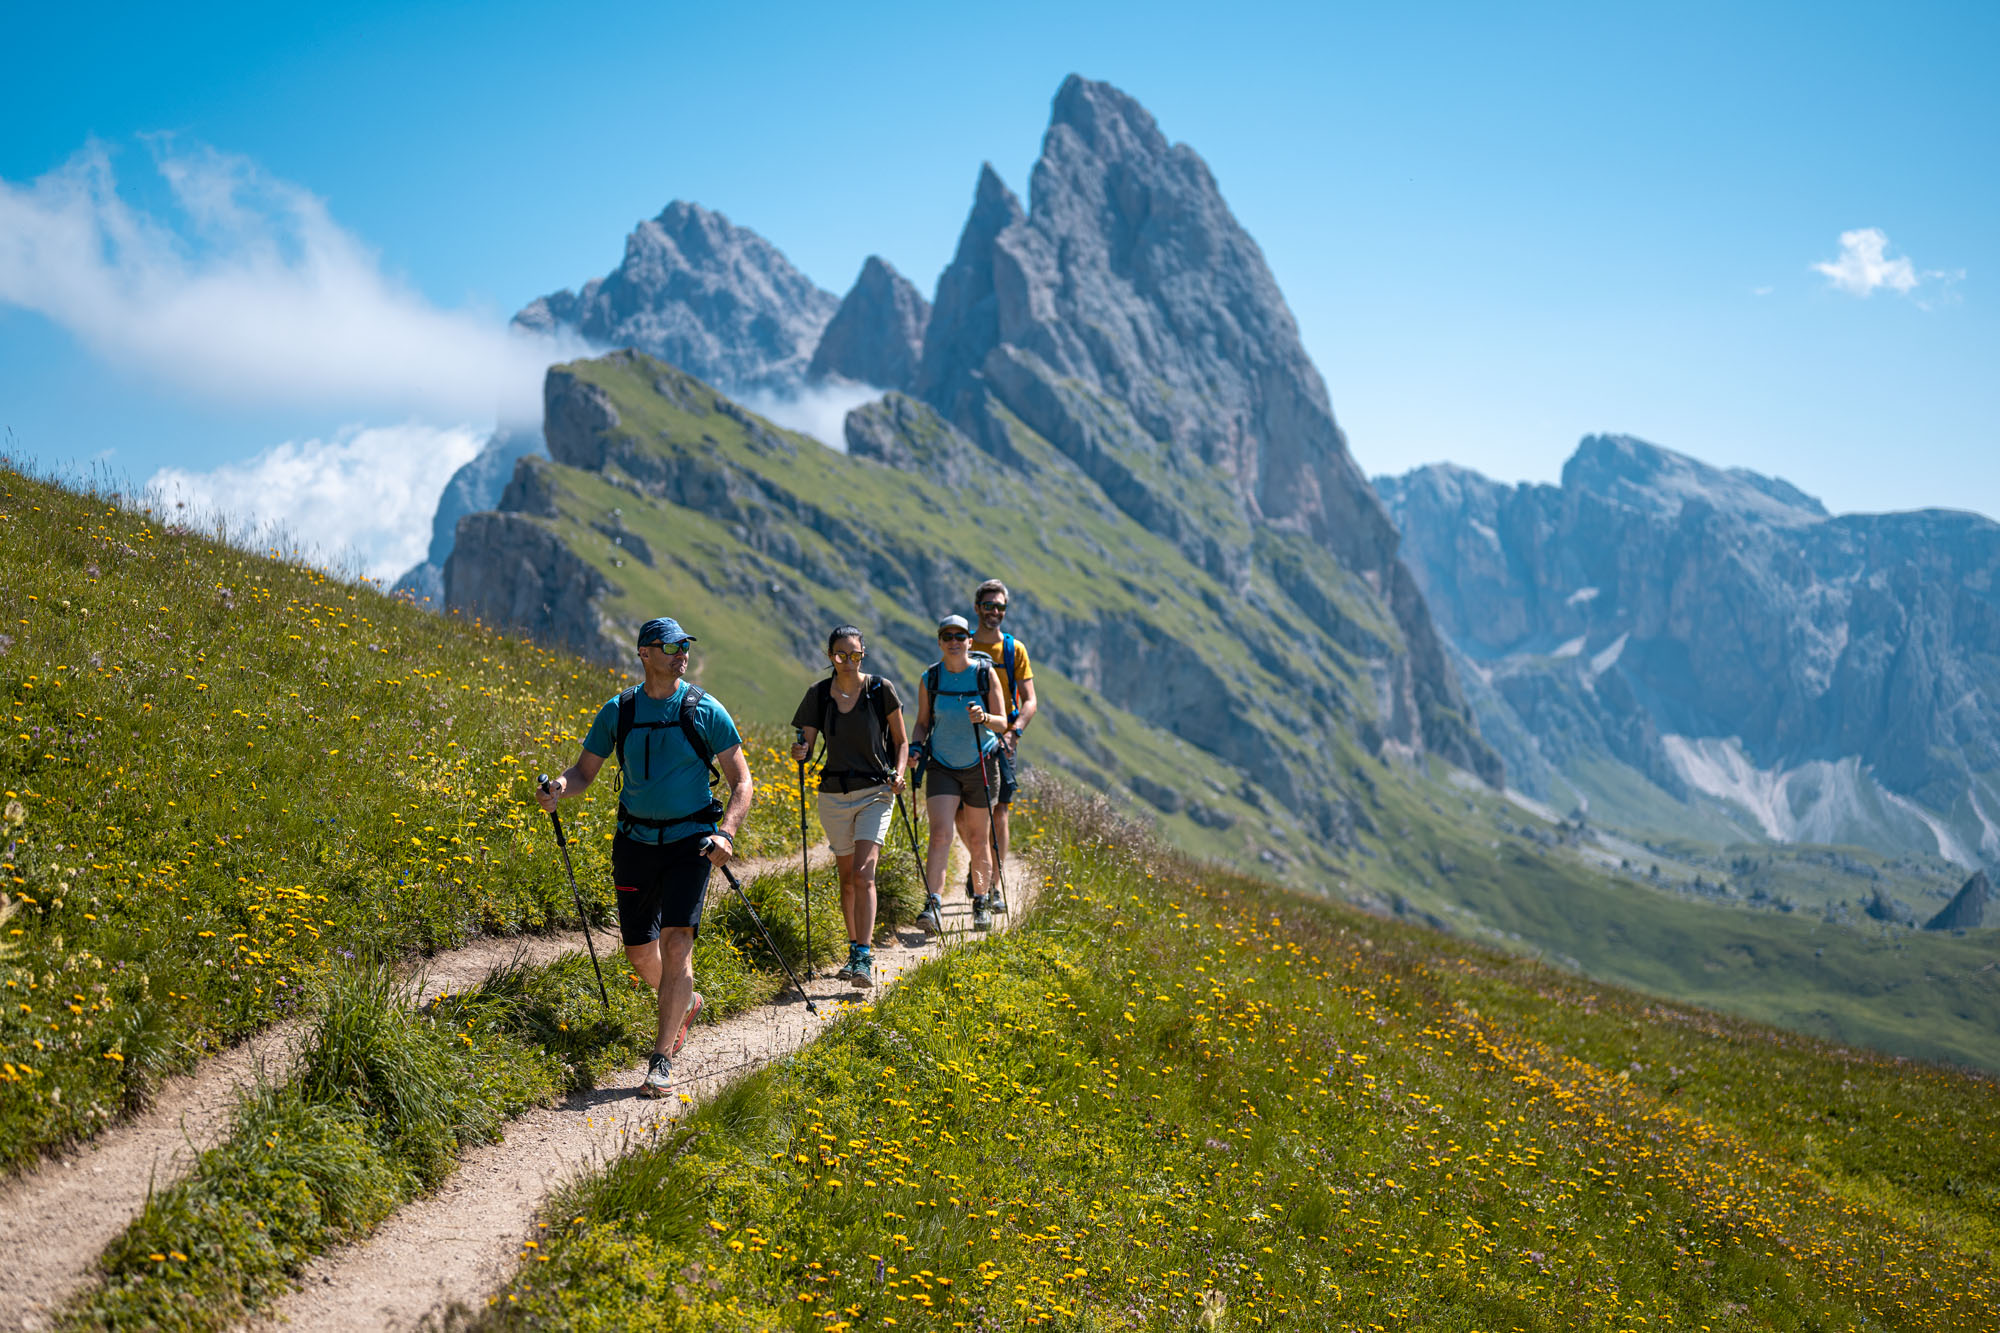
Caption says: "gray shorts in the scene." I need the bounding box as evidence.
[817,784,894,857]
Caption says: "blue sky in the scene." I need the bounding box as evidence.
[2,0,1995,573]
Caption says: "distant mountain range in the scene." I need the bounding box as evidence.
[428,75,1502,884]
[1378,437,2000,868]
[408,72,1994,879]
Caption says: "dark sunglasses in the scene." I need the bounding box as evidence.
[977,601,1008,613]
[939,632,970,643]
[638,640,690,657]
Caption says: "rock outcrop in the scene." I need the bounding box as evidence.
[807,256,929,390]
[1925,871,1992,930]
[392,426,545,600]
[1379,435,2000,864]
[911,76,1495,781]
[513,201,838,394]
[443,509,620,660]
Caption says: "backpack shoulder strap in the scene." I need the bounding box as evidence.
[867,675,892,729]
[614,686,640,770]
[1002,634,1021,721]
[924,663,940,699]
[675,684,719,785]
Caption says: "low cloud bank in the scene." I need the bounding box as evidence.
[738,381,883,451]
[0,140,577,420]
[148,422,488,583]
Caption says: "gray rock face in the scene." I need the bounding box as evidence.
[513,201,838,393]
[1379,434,2000,863]
[1925,871,1992,930]
[913,75,1493,781]
[443,508,620,660]
[392,425,547,599]
[808,256,929,390]
[1864,889,1917,926]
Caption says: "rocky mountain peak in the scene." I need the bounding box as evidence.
[1564,434,1827,527]
[808,255,930,391]
[1045,73,1172,165]
[512,200,837,394]
[909,75,1494,781]
[1925,870,1992,930]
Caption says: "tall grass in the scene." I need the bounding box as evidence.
[0,461,805,1171]
[476,778,2000,1331]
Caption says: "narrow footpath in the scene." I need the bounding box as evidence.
[258,854,1039,1333]
[0,852,811,1331]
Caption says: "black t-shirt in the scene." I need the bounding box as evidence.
[791,676,903,792]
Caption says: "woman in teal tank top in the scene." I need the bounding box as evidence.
[911,614,1009,934]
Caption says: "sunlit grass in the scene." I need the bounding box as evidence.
[479,780,2000,1331]
[0,461,807,1171]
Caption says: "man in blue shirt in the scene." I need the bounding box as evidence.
[537,617,753,1098]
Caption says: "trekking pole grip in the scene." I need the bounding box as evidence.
[537,774,568,847]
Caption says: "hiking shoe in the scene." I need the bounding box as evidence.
[991,889,1009,915]
[849,954,875,989]
[918,895,944,935]
[670,992,703,1057]
[640,1052,673,1099]
[833,957,858,983]
[972,895,994,932]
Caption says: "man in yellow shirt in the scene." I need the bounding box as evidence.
[967,578,1038,909]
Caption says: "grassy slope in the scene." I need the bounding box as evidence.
[0,461,828,1173]
[477,783,2000,1331]
[1332,757,2000,1072]
[493,356,2000,1073]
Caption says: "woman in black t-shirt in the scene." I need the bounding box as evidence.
[789,625,909,988]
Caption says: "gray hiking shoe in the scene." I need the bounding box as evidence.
[849,954,875,988]
[990,888,1009,915]
[640,1052,673,1099]
[918,895,944,935]
[972,895,994,932]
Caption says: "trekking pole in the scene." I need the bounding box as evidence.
[537,775,611,1013]
[795,728,813,978]
[705,838,818,1015]
[894,788,926,880]
[965,706,1010,914]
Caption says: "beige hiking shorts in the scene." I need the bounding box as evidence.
[817,784,894,857]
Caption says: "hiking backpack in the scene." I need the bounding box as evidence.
[612,683,724,827]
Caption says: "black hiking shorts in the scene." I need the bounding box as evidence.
[994,745,1017,805]
[925,760,993,809]
[611,831,712,946]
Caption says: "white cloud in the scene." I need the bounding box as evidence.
[737,381,885,452]
[147,422,487,582]
[1811,227,1921,297]
[0,140,579,420]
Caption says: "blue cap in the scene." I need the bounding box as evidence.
[637,617,695,647]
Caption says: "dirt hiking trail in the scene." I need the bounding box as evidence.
[0,853,813,1331]
[259,853,1039,1333]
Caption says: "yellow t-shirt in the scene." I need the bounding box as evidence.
[969,632,1032,715]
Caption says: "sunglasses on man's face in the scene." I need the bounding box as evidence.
[639,640,691,658]
[978,601,1008,613]
[939,632,970,644]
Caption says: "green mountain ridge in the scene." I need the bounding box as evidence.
[442,353,2000,1074]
